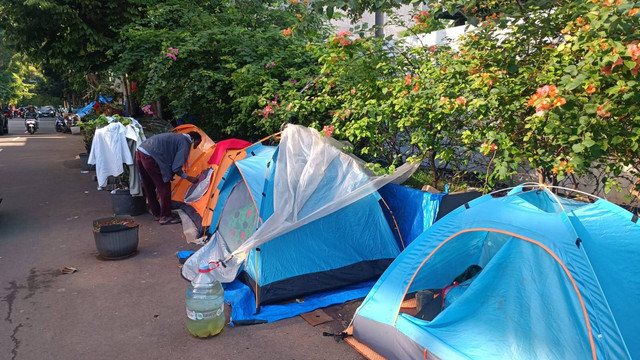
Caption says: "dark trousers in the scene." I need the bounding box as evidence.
[135,151,171,217]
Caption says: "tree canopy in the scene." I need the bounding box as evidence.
[2,0,640,195]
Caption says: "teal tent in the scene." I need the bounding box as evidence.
[183,125,417,308]
[350,185,640,360]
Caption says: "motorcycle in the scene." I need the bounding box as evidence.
[55,117,67,132]
[63,114,79,133]
[25,117,38,134]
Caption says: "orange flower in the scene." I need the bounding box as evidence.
[405,75,412,85]
[553,97,567,107]
[296,14,302,19]
[628,43,640,60]
[631,8,640,16]
[322,125,335,137]
[601,43,609,50]
[283,28,292,36]
[551,165,559,174]
[480,141,494,155]
[456,96,467,106]
[440,96,448,104]
[290,0,299,3]
[612,57,624,70]
[582,24,591,31]
[536,85,550,96]
[585,84,596,95]
[412,83,420,93]
[597,103,611,117]
[548,85,558,98]
[535,102,552,116]
[567,167,575,174]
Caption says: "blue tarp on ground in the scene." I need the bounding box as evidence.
[224,279,374,325]
[379,184,447,248]
[178,250,374,324]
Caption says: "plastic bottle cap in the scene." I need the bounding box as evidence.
[198,263,210,272]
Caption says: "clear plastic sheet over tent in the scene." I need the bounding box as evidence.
[192,124,418,282]
[184,168,214,204]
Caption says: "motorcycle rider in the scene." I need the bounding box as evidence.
[24,105,39,133]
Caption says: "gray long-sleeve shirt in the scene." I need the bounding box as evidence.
[138,133,192,183]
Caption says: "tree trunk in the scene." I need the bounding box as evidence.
[125,75,136,116]
[550,175,558,193]
[430,151,437,188]
[375,12,384,37]
[537,168,545,184]
[86,74,102,100]
[122,76,131,117]
[156,100,163,120]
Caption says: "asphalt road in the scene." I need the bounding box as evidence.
[0,118,362,360]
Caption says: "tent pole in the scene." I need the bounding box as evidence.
[380,198,405,249]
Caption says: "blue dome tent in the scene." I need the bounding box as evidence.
[183,125,418,322]
[347,184,640,360]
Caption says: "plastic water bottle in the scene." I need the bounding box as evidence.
[186,263,225,338]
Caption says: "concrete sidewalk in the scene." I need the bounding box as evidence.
[0,118,362,360]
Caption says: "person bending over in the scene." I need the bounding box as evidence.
[136,131,202,225]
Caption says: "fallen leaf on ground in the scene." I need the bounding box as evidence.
[61,266,78,274]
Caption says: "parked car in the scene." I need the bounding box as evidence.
[0,113,8,135]
[39,106,56,117]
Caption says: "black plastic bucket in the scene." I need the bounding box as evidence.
[93,216,139,259]
[111,189,147,216]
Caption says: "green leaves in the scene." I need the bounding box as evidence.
[564,65,578,76]
[565,74,587,91]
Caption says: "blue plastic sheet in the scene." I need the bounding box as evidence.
[224,279,374,325]
[378,184,446,248]
[75,96,113,118]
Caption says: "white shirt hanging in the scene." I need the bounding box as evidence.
[88,122,133,188]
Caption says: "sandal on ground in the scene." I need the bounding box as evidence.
[159,217,181,225]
